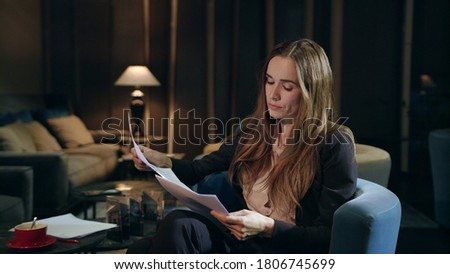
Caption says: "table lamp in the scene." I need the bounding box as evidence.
[115,65,160,135]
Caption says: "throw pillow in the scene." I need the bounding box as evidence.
[25,121,62,151]
[0,121,37,152]
[0,126,21,151]
[46,115,94,148]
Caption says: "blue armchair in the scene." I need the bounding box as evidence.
[329,178,401,253]
[196,173,401,254]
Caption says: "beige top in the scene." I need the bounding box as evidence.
[242,142,296,224]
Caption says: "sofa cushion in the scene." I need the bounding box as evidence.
[65,144,120,188]
[47,115,94,148]
[0,121,36,152]
[67,154,104,188]
[0,126,18,151]
[65,143,119,175]
[25,121,62,151]
[67,154,116,188]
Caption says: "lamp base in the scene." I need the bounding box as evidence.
[130,97,145,137]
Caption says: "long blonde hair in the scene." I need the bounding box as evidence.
[229,39,346,212]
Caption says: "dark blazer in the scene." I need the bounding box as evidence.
[171,129,357,253]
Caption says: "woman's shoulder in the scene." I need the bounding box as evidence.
[320,125,355,156]
[324,126,354,146]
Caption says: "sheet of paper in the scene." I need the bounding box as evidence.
[128,113,228,215]
[156,175,229,215]
[128,114,187,188]
[12,213,117,239]
[132,140,188,188]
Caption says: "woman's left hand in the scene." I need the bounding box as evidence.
[211,209,275,241]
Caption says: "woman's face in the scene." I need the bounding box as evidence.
[265,56,302,120]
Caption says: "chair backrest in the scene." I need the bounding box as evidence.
[355,144,391,187]
[329,178,401,254]
[428,128,450,228]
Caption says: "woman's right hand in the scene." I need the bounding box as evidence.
[131,145,173,171]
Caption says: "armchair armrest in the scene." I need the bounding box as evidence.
[0,166,34,220]
[0,152,69,216]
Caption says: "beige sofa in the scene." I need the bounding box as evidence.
[0,113,122,218]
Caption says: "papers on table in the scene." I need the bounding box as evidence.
[12,213,117,239]
[128,114,229,215]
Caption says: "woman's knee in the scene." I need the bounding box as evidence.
[158,210,196,233]
[150,210,213,253]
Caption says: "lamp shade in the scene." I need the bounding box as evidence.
[114,65,160,87]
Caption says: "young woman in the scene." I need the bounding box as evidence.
[127,38,357,254]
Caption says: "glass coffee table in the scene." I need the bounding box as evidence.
[73,178,181,252]
[91,219,157,252]
[74,178,175,218]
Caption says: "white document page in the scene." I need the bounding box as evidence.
[127,113,228,215]
[156,175,229,215]
[131,140,188,189]
[128,114,187,188]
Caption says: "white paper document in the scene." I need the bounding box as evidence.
[155,175,229,214]
[128,114,186,187]
[131,137,187,189]
[13,213,117,239]
[128,113,228,215]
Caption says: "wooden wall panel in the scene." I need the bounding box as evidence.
[43,0,75,100]
[109,0,145,123]
[73,0,113,127]
[341,0,403,188]
[172,0,207,157]
[274,0,304,44]
[235,0,266,119]
[213,0,233,129]
[148,0,170,143]
[0,0,42,95]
